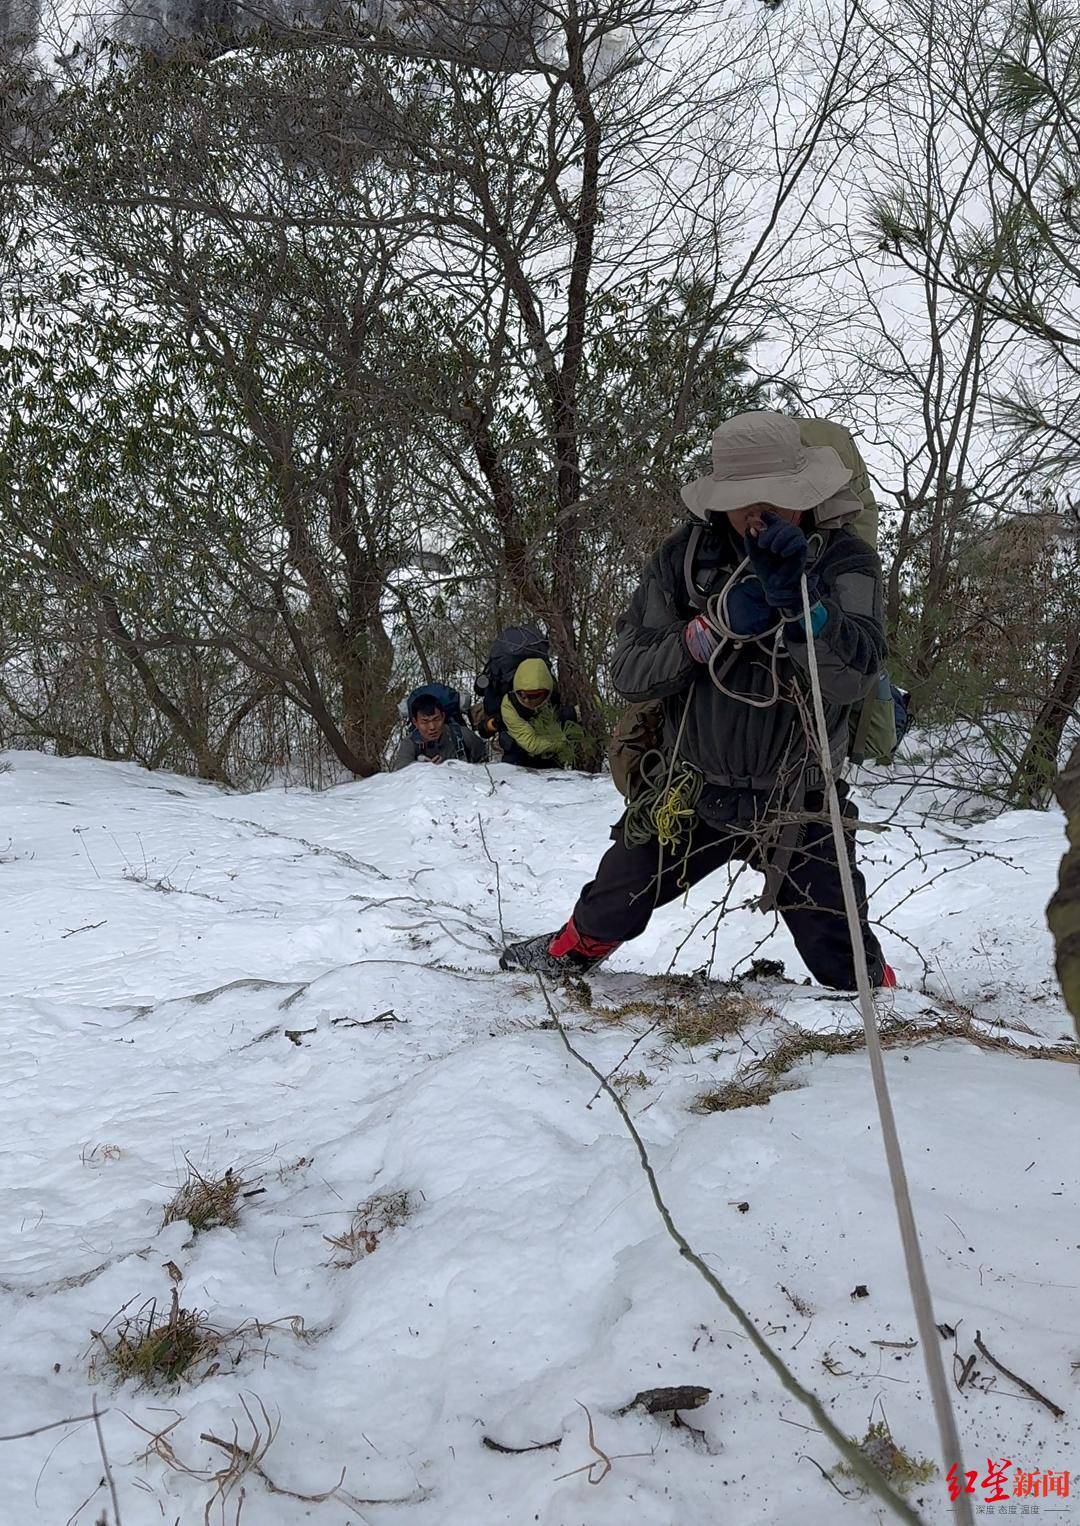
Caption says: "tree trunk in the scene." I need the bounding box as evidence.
[1048,734,1080,1036]
[885,494,918,640]
[394,590,435,683]
[339,622,397,777]
[96,593,233,785]
[1011,631,1080,809]
[546,27,606,770]
[466,403,605,767]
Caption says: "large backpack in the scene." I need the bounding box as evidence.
[798,417,878,550]
[794,418,913,765]
[404,682,464,725]
[849,673,912,765]
[475,626,551,717]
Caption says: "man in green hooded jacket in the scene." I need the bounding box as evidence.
[497,659,581,769]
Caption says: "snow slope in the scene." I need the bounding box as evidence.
[1,751,1077,1526]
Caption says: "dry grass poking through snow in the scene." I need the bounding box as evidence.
[696,1009,1079,1113]
[92,1292,221,1387]
[584,975,773,1050]
[92,1293,311,1390]
[698,1075,782,1112]
[163,1163,245,1234]
[324,1189,414,1266]
[663,986,768,1048]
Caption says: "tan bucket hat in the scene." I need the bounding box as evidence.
[680,410,854,518]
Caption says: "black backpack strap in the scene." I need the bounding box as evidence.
[806,527,829,565]
[682,524,706,611]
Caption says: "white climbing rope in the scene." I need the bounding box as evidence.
[799,573,975,1526]
[702,557,786,708]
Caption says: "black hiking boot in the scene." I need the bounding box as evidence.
[500,931,591,975]
[499,920,619,976]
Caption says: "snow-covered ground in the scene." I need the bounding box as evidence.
[1,751,1077,1526]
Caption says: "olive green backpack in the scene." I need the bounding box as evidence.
[799,419,905,765]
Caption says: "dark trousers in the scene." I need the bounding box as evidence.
[498,737,552,769]
[573,790,885,990]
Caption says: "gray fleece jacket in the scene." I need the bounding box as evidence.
[610,505,886,792]
[390,721,487,771]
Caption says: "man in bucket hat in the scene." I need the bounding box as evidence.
[501,410,896,989]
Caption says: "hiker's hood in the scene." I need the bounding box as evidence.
[686,483,863,530]
[513,658,554,694]
[810,487,864,529]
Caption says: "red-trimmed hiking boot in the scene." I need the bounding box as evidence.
[500,918,620,976]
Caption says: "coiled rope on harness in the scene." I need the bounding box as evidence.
[623,748,702,855]
[620,552,792,886]
[625,533,824,895]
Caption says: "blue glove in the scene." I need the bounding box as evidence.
[744,511,819,615]
[723,577,776,638]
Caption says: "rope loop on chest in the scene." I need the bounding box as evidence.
[701,557,786,709]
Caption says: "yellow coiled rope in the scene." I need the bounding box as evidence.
[622,747,703,886]
[652,766,702,853]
